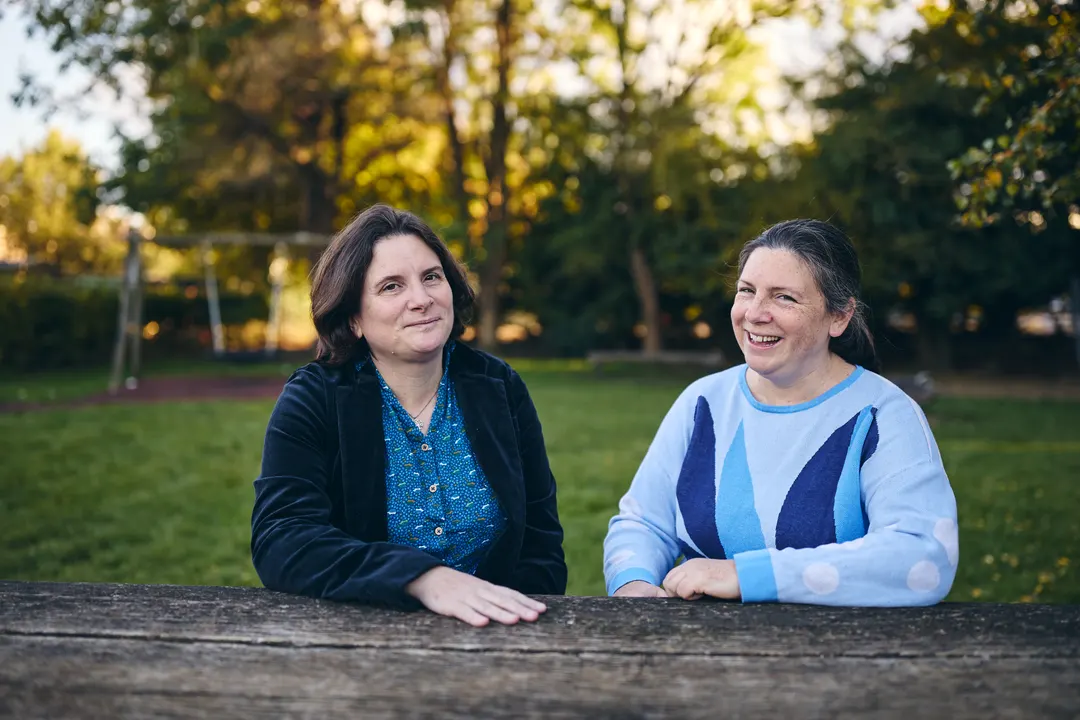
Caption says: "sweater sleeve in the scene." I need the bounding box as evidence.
[250,367,442,610]
[603,384,699,594]
[733,394,959,607]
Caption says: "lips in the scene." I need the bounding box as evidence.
[407,317,440,328]
[746,331,781,348]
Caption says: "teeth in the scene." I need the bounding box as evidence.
[749,333,780,343]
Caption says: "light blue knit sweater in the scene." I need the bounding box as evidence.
[604,365,958,606]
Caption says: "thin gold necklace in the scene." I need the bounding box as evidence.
[409,388,438,429]
[372,355,439,428]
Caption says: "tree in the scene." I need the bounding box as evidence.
[947,0,1080,366]
[528,0,893,353]
[0,131,117,273]
[542,0,774,352]
[14,0,447,237]
[775,1,1071,370]
[398,0,562,351]
[950,0,1079,226]
[17,0,559,350]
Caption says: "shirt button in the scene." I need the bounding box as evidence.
[421,443,431,451]
[429,484,438,493]
[434,527,444,536]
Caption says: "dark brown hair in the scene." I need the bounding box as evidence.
[310,204,474,365]
[738,218,880,373]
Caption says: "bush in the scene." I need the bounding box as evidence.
[0,275,269,372]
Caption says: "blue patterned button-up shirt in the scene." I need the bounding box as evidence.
[360,348,508,574]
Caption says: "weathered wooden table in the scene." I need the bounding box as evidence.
[1,581,1078,718]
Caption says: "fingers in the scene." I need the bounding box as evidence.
[452,605,492,628]
[662,568,682,597]
[423,575,547,626]
[676,578,702,600]
[618,582,667,598]
[478,587,545,624]
[470,597,528,625]
[493,587,546,614]
[663,569,702,600]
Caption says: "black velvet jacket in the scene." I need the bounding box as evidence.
[251,343,567,609]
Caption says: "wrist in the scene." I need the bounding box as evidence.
[405,565,450,599]
[608,568,658,596]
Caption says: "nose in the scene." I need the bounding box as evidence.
[406,282,434,310]
[744,294,771,324]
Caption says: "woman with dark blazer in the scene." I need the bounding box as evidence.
[251,204,566,626]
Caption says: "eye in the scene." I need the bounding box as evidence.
[737,286,753,295]
[777,294,796,303]
[424,271,443,282]
[380,282,401,293]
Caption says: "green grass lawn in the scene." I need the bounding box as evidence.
[1,364,1078,602]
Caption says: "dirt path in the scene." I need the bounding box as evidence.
[0,375,287,414]
[932,375,1080,401]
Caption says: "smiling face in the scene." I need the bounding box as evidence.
[353,233,454,362]
[731,247,853,385]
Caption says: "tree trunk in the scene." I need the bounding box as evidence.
[630,245,662,355]
[476,0,512,352]
[438,0,470,227]
[477,250,503,352]
[1071,274,1080,372]
[298,161,335,265]
[915,317,954,372]
[612,0,662,354]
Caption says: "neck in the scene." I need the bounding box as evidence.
[370,349,444,408]
[747,352,854,406]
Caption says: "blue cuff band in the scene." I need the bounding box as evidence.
[607,568,660,596]
[734,549,778,603]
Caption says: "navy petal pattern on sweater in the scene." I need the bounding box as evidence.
[675,396,728,560]
[775,410,866,550]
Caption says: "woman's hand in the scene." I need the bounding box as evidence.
[662,559,741,600]
[406,566,547,627]
[611,580,668,598]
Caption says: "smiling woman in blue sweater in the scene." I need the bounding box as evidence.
[604,219,958,606]
[252,205,566,627]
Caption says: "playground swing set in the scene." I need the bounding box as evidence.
[107,231,329,395]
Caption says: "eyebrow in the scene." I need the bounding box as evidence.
[371,265,443,288]
[738,280,804,296]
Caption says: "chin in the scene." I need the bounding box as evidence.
[744,354,782,377]
[412,332,451,355]
[410,339,446,356]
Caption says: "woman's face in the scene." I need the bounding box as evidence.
[730,247,852,384]
[354,234,454,362]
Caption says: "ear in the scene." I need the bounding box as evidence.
[829,298,856,338]
[350,316,363,339]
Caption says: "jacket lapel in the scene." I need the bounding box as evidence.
[336,371,388,542]
[453,371,526,541]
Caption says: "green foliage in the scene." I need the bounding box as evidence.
[1,367,1078,602]
[10,0,1078,370]
[0,275,268,372]
[16,0,445,237]
[0,276,118,372]
[0,131,113,273]
[767,1,1078,366]
[948,0,1079,227]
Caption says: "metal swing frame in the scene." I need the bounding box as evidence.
[108,231,329,394]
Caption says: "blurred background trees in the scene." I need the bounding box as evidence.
[2,0,1077,372]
